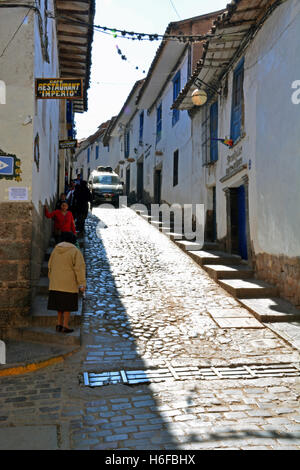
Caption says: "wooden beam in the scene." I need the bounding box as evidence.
[57,8,89,16]
[57,30,88,39]
[60,57,87,65]
[205,57,234,62]
[206,46,239,53]
[58,39,87,47]
[61,60,87,67]
[220,20,257,28]
[57,0,90,3]
[59,49,87,58]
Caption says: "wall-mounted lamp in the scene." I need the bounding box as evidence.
[191,89,208,106]
[194,77,221,96]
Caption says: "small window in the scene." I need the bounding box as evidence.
[96,146,99,160]
[139,111,144,144]
[210,101,219,163]
[87,148,90,163]
[124,129,130,158]
[230,58,244,142]
[156,103,162,143]
[172,71,181,126]
[173,150,179,187]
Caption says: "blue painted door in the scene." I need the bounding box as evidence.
[237,185,248,260]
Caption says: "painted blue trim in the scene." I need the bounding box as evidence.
[172,70,181,126]
[210,101,219,162]
[230,57,244,142]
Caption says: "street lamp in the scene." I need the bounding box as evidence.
[191,88,208,106]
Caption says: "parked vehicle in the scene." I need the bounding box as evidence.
[88,167,124,207]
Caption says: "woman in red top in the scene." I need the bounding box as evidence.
[44,201,76,244]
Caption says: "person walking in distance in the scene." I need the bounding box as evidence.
[44,201,76,245]
[73,180,92,234]
[66,181,76,217]
[47,231,86,333]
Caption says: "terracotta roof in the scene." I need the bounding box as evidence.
[76,119,112,155]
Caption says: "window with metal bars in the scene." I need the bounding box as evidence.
[156,103,162,143]
[230,58,244,142]
[173,149,179,186]
[124,129,130,158]
[201,106,210,166]
[172,71,181,126]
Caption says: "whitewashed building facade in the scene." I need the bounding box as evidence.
[0,0,94,326]
[174,0,300,306]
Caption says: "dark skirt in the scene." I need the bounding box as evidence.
[48,290,78,312]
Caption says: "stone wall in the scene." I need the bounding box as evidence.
[254,253,300,308]
[0,201,52,328]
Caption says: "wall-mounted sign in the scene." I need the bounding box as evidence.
[35,78,83,99]
[0,149,22,181]
[8,187,28,201]
[59,139,78,149]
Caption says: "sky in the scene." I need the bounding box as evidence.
[75,0,228,140]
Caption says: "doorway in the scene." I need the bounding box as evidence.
[154,169,162,204]
[126,166,130,197]
[230,185,248,260]
[137,161,144,202]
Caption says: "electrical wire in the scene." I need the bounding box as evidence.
[47,11,249,44]
[169,0,181,20]
[0,7,31,58]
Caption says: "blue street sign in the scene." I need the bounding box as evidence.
[0,156,14,175]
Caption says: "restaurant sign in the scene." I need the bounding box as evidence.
[36,78,83,99]
[59,139,78,149]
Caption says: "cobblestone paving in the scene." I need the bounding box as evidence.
[0,207,300,450]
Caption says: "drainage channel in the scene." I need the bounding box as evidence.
[82,363,300,387]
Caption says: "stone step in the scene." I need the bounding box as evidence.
[175,240,204,251]
[188,250,242,266]
[160,226,171,233]
[219,279,278,299]
[150,220,163,227]
[202,242,220,251]
[204,264,254,280]
[6,326,81,346]
[30,295,82,327]
[37,277,49,295]
[238,297,300,323]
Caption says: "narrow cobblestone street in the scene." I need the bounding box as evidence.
[0,207,300,451]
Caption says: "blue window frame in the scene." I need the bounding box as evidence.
[172,71,181,126]
[210,101,219,162]
[95,146,99,160]
[156,103,162,143]
[173,149,179,186]
[230,58,244,142]
[124,129,130,158]
[139,111,144,143]
[87,147,90,163]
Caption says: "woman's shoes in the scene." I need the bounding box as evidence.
[56,325,74,334]
[62,327,74,334]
